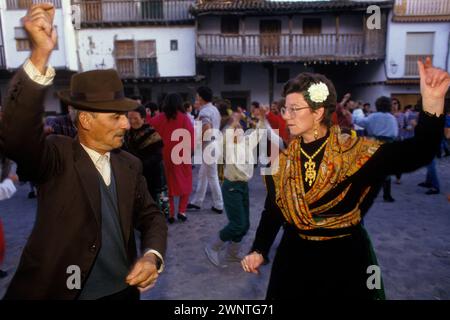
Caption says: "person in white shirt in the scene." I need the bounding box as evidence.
[188,87,224,213]
[204,108,283,267]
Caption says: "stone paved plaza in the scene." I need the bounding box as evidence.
[1,158,449,300]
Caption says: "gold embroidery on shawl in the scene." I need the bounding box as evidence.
[273,126,382,240]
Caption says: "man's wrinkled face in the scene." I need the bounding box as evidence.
[87,112,130,151]
[127,111,145,130]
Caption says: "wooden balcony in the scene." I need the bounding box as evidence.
[405,54,433,77]
[6,0,61,10]
[394,0,450,21]
[197,33,385,62]
[78,0,195,27]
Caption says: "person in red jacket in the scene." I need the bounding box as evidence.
[267,100,289,145]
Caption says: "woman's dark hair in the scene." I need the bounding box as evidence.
[217,100,231,117]
[404,105,413,111]
[251,101,260,109]
[391,97,401,109]
[183,102,193,114]
[162,93,183,120]
[145,102,159,113]
[375,96,392,113]
[132,106,146,119]
[282,72,337,127]
[197,86,213,103]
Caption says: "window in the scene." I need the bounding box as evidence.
[405,32,434,76]
[115,40,135,77]
[15,27,31,51]
[277,68,290,83]
[221,17,240,34]
[303,19,322,35]
[15,26,58,51]
[224,64,241,85]
[115,40,157,78]
[138,40,157,78]
[170,40,178,51]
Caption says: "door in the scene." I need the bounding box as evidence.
[260,20,281,56]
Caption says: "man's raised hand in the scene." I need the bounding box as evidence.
[22,3,57,73]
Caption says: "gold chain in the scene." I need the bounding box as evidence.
[299,137,329,187]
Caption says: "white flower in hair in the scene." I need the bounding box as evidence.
[307,82,329,104]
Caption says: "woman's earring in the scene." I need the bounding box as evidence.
[313,124,319,140]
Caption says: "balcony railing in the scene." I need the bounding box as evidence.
[405,54,433,76]
[6,0,61,10]
[78,0,194,24]
[116,57,158,78]
[197,33,384,61]
[394,0,450,17]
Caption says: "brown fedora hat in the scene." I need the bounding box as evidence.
[57,69,139,112]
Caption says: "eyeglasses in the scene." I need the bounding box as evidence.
[280,106,311,119]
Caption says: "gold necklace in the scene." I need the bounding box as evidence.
[299,137,329,187]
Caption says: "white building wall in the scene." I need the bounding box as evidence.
[77,26,196,77]
[386,11,450,78]
[0,1,74,70]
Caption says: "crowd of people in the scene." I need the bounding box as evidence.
[0,3,449,300]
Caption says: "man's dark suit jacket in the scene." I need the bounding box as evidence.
[0,68,167,299]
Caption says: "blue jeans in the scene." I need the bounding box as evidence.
[425,159,440,191]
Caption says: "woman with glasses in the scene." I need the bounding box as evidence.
[241,58,449,300]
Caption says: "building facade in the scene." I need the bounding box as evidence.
[191,0,392,108]
[0,0,448,113]
[0,0,78,112]
[75,0,198,105]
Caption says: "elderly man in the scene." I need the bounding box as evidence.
[0,4,167,300]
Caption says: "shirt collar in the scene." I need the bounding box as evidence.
[200,102,213,111]
[80,143,111,164]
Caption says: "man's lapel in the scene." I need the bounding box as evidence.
[110,150,135,246]
[73,141,101,228]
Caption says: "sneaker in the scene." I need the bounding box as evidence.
[28,191,36,199]
[0,270,7,278]
[177,213,187,222]
[425,188,440,195]
[383,196,395,202]
[187,203,200,210]
[204,245,226,268]
[418,182,432,188]
[167,217,175,224]
[211,206,223,214]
